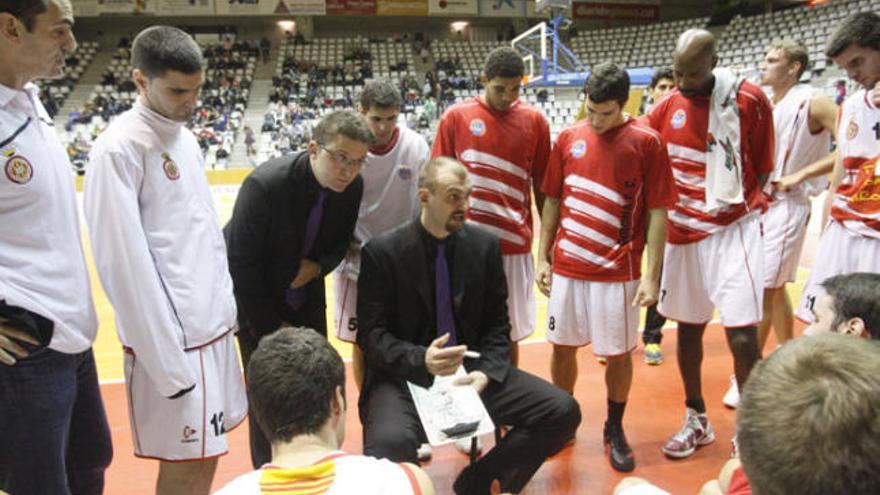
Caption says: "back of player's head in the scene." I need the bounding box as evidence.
[649,67,674,89]
[769,40,809,78]
[585,62,630,107]
[131,25,203,78]
[737,334,880,495]
[418,156,468,192]
[358,78,402,111]
[247,327,346,444]
[0,0,49,32]
[483,47,525,81]
[313,109,375,146]
[826,11,880,58]
[821,272,880,339]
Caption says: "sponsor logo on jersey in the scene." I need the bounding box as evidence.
[846,117,859,140]
[570,140,587,158]
[162,152,180,180]
[182,425,199,443]
[398,163,412,180]
[470,119,486,137]
[4,154,33,184]
[671,109,686,129]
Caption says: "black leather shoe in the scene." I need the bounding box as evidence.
[452,463,492,495]
[604,423,635,472]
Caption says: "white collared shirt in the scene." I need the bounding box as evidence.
[84,100,236,397]
[0,82,98,353]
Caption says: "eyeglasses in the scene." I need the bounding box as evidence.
[321,146,367,170]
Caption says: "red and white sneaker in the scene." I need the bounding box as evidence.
[661,407,716,458]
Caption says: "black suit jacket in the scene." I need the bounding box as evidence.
[225,151,363,338]
[357,220,512,400]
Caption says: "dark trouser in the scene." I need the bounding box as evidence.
[642,303,666,345]
[361,368,581,493]
[0,348,113,495]
[237,298,328,469]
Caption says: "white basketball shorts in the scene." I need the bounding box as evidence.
[123,332,248,461]
[762,197,811,288]
[796,220,880,323]
[658,212,764,327]
[546,274,640,356]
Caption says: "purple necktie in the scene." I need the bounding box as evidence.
[435,242,457,346]
[286,190,326,310]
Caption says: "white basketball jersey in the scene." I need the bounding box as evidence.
[768,84,832,198]
[830,88,880,239]
[213,452,421,495]
[356,126,429,243]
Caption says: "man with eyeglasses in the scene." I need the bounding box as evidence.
[225,109,372,468]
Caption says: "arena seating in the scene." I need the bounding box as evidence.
[719,0,880,81]
[64,40,257,170]
[38,41,99,118]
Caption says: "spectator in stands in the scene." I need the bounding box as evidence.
[225,110,370,468]
[259,36,270,63]
[0,2,113,493]
[214,327,435,495]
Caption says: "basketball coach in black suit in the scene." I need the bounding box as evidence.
[357,157,581,495]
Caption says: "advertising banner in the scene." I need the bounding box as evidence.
[428,0,478,16]
[96,0,156,14]
[155,0,216,15]
[72,0,100,16]
[477,0,526,18]
[214,0,275,15]
[279,0,326,15]
[572,2,659,20]
[326,0,377,15]
[376,0,428,16]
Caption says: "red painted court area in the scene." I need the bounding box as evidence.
[100,322,803,494]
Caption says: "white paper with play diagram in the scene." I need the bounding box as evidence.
[407,366,495,446]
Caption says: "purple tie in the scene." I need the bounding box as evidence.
[435,242,457,346]
[286,190,326,310]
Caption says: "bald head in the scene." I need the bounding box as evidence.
[672,29,718,98]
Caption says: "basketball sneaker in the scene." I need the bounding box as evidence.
[661,407,715,458]
[604,422,635,472]
[644,343,663,365]
[723,375,739,409]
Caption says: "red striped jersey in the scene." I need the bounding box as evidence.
[542,118,677,281]
[831,89,880,239]
[644,82,775,244]
[213,452,422,495]
[432,96,551,255]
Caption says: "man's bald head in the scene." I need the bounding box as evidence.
[672,29,718,98]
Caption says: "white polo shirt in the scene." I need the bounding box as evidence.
[0,82,98,354]
[84,100,236,397]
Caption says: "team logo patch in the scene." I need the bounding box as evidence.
[846,117,859,140]
[398,164,412,180]
[162,152,180,181]
[671,109,687,129]
[4,154,33,184]
[181,425,198,443]
[570,140,587,158]
[470,118,486,137]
